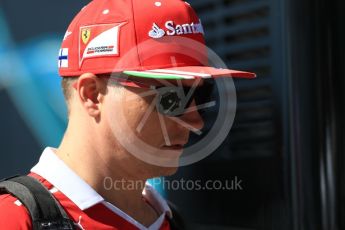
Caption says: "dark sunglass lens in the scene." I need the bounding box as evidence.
[156,81,215,117]
[156,87,185,116]
[159,91,181,112]
[194,81,214,106]
[182,87,194,108]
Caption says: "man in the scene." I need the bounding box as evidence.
[0,0,255,229]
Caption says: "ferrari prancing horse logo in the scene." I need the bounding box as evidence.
[81,28,91,44]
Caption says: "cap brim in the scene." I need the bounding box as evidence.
[123,66,256,80]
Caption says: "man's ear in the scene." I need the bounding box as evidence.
[76,73,105,118]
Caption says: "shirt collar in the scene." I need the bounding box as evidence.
[31,147,172,218]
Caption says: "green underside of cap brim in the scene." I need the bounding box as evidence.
[123,71,187,80]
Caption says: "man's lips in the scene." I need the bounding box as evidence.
[161,142,186,150]
[162,145,184,150]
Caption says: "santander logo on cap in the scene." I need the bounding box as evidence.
[148,20,204,39]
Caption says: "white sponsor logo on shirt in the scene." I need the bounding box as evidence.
[74,216,85,230]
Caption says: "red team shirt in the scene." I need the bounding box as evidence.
[0,148,172,230]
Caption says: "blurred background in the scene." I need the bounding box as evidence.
[0,0,344,229]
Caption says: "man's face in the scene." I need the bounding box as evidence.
[102,76,205,175]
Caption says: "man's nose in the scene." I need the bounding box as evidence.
[179,99,205,131]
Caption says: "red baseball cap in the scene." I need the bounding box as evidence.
[58,0,256,80]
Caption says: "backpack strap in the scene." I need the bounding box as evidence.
[0,175,75,230]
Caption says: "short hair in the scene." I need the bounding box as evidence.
[61,77,77,102]
[60,75,123,115]
[61,77,77,116]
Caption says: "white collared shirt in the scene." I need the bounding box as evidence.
[30,147,172,230]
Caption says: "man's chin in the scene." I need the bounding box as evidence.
[161,165,179,176]
[147,164,179,178]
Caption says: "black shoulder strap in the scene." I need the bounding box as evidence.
[167,200,186,230]
[0,175,186,230]
[0,175,75,230]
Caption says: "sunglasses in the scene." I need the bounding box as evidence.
[106,75,215,117]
